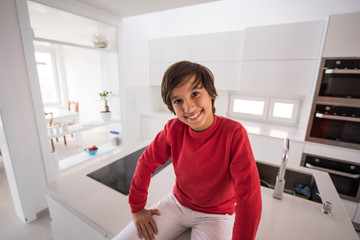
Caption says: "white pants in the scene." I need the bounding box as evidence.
[112,192,234,240]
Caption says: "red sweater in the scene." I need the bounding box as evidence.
[129,115,262,240]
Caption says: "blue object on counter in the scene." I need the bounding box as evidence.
[294,184,311,198]
[110,131,120,135]
[84,148,98,155]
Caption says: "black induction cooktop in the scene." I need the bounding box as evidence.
[87,146,171,195]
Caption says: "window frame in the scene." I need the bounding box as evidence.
[228,95,269,120]
[228,94,300,124]
[35,45,63,107]
[267,98,299,123]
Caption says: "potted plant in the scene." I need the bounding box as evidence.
[92,34,108,48]
[99,90,113,121]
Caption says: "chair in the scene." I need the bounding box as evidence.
[53,101,79,144]
[45,112,55,152]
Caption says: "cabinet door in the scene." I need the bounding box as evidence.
[248,134,304,167]
[342,199,357,221]
[200,61,241,90]
[323,12,360,57]
[141,116,169,141]
[150,36,191,62]
[239,60,317,95]
[150,62,172,86]
[47,195,107,240]
[243,21,325,60]
[352,201,360,224]
[191,31,244,62]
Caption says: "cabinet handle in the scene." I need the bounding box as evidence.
[325,69,360,74]
[305,163,360,179]
[315,113,360,123]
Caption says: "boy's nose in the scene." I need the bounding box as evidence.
[183,99,196,113]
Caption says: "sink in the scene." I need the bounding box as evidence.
[256,161,321,203]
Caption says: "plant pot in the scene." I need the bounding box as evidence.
[100,111,112,121]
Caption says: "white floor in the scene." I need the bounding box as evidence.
[0,129,108,240]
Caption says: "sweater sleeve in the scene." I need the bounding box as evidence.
[128,124,171,213]
[230,127,262,240]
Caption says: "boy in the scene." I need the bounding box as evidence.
[113,61,262,240]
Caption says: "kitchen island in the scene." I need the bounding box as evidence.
[44,143,358,240]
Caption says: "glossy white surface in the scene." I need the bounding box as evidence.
[44,145,358,239]
[256,160,358,240]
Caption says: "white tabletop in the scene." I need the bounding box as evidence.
[44,107,79,123]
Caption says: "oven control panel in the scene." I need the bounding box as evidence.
[316,105,360,118]
[304,155,360,175]
[324,59,360,69]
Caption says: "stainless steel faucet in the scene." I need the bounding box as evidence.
[273,138,290,200]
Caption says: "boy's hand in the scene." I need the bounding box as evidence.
[132,209,160,240]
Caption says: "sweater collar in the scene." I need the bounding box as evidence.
[187,115,219,138]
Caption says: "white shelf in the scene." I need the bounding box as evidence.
[49,117,121,139]
[57,143,123,172]
[34,37,117,53]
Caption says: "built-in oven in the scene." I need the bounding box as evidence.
[306,104,360,150]
[317,58,360,102]
[306,58,360,150]
[301,154,360,202]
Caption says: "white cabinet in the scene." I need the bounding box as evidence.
[149,62,172,86]
[141,114,173,141]
[199,61,242,90]
[150,36,191,62]
[248,134,304,167]
[240,20,324,96]
[323,12,360,57]
[242,21,325,60]
[191,31,243,62]
[149,31,244,90]
[303,142,360,164]
[239,60,318,95]
[352,201,360,225]
[342,199,358,221]
[47,195,109,240]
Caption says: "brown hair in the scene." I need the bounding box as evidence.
[161,61,218,114]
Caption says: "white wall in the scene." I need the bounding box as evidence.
[61,47,122,122]
[119,0,360,146]
[0,0,48,222]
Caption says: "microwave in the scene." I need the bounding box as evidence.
[306,104,360,150]
[315,58,360,106]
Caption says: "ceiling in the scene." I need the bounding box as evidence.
[73,0,221,18]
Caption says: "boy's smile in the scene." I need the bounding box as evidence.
[170,75,214,132]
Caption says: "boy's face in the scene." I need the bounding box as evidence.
[170,75,214,132]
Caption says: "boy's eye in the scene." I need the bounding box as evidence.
[192,91,199,97]
[173,99,182,105]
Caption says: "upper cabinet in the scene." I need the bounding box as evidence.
[322,12,360,57]
[191,31,243,62]
[149,20,331,95]
[150,36,191,62]
[149,31,244,89]
[242,21,325,60]
[239,20,325,96]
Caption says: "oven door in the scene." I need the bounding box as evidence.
[319,69,360,99]
[308,111,360,150]
[302,154,360,202]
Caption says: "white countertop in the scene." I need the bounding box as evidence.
[44,144,358,240]
[256,160,358,240]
